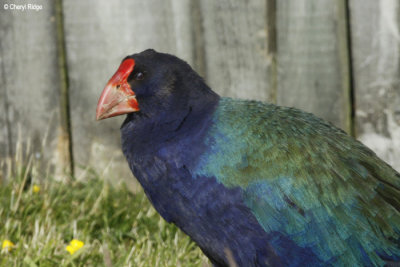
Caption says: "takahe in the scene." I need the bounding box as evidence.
[96,49,400,266]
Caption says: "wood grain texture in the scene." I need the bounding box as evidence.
[199,0,273,102]
[63,0,195,180]
[0,1,62,174]
[276,0,352,132]
[1,0,399,179]
[349,0,400,171]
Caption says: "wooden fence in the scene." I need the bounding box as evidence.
[1,0,399,181]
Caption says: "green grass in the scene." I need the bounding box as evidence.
[0,167,209,266]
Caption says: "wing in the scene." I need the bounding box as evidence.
[194,98,400,266]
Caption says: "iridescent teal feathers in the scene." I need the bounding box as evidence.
[195,98,400,266]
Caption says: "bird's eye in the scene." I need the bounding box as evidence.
[133,72,145,81]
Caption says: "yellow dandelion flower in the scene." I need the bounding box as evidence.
[66,239,84,255]
[33,185,40,193]
[2,240,15,252]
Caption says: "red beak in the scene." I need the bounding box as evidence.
[96,58,140,120]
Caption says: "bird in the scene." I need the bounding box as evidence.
[96,49,400,266]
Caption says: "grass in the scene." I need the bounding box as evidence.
[0,161,209,266]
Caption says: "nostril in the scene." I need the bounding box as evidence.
[116,84,121,89]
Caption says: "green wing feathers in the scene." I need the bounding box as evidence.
[197,98,400,265]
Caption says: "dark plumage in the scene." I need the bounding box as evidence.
[96,49,400,266]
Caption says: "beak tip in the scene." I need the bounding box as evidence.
[96,113,105,121]
[96,107,105,121]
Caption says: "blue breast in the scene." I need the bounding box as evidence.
[124,139,323,266]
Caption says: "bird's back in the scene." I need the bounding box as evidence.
[193,97,400,266]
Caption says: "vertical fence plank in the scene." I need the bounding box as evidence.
[0,45,11,160]
[0,1,62,176]
[55,0,74,176]
[276,0,352,132]
[199,0,274,102]
[63,0,195,181]
[350,0,400,171]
